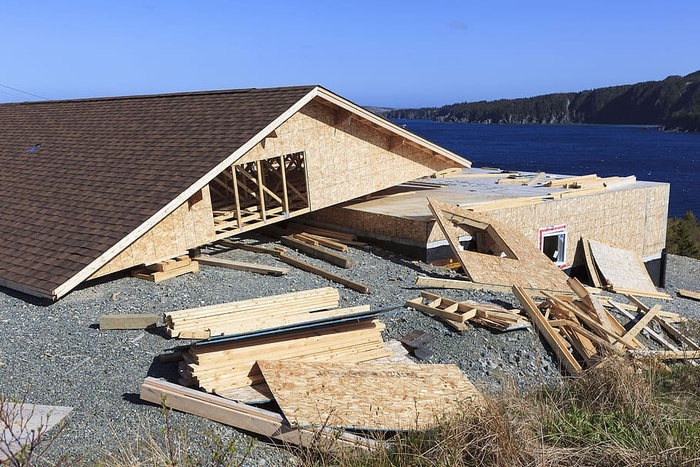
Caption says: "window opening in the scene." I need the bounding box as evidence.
[539,224,567,267]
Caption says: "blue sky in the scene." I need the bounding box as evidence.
[2,1,699,108]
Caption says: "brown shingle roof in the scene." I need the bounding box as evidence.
[0,85,316,298]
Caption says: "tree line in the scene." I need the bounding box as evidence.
[386,71,700,132]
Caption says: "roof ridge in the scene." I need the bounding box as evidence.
[0,84,319,107]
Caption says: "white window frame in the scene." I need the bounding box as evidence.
[538,224,567,268]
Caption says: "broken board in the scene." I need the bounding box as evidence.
[257,360,482,431]
[427,199,569,291]
[587,240,660,296]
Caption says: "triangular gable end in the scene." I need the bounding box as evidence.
[49,87,469,299]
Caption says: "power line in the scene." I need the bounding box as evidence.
[0,83,49,100]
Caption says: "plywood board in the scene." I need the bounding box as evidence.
[258,360,481,431]
[428,199,569,291]
[588,239,659,294]
[0,403,72,461]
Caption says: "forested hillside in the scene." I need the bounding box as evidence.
[386,71,700,131]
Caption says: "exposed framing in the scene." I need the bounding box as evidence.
[210,151,310,239]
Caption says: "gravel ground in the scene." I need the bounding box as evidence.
[1,235,700,465]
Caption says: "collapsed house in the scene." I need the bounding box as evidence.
[307,168,669,285]
[0,86,468,300]
[0,85,670,300]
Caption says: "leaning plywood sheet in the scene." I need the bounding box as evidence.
[587,240,661,296]
[1,403,72,461]
[427,199,569,291]
[257,360,482,431]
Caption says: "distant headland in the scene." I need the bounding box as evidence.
[382,71,700,132]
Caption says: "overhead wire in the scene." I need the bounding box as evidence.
[0,83,49,100]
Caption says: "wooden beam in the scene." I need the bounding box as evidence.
[622,304,662,341]
[512,286,581,375]
[277,253,369,293]
[280,235,352,268]
[100,314,160,330]
[678,289,700,301]
[195,255,289,276]
[139,377,375,451]
[415,275,570,297]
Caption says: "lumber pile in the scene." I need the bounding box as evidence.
[406,291,529,332]
[512,278,700,375]
[131,255,199,283]
[164,287,343,339]
[180,318,391,394]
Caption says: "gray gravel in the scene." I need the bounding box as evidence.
[1,234,700,465]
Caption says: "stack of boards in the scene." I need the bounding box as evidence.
[145,286,482,438]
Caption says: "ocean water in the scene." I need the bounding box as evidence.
[394,119,700,218]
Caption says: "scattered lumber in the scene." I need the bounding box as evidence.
[100,313,160,330]
[292,232,349,252]
[678,288,700,302]
[512,286,582,376]
[280,235,353,268]
[257,360,482,431]
[195,255,289,276]
[139,377,376,452]
[276,253,369,293]
[181,319,390,394]
[164,287,342,339]
[629,350,700,360]
[407,291,528,332]
[414,275,571,297]
[132,257,199,283]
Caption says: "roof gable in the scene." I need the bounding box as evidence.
[0,86,316,298]
[0,85,469,299]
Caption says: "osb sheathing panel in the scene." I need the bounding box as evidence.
[428,199,570,291]
[236,100,459,210]
[258,360,481,430]
[424,184,669,263]
[308,208,432,245]
[89,187,215,278]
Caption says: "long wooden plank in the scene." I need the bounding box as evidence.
[139,377,374,451]
[678,288,700,301]
[281,235,352,268]
[100,314,160,330]
[566,277,616,342]
[195,255,289,276]
[512,286,581,375]
[581,238,604,288]
[625,294,700,350]
[609,301,678,350]
[277,253,369,293]
[628,350,700,360]
[414,276,570,297]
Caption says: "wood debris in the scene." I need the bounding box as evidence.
[678,288,700,302]
[406,291,529,332]
[427,198,570,291]
[195,255,289,276]
[131,256,199,283]
[585,238,670,299]
[511,280,700,374]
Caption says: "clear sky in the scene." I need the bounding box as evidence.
[2,1,699,108]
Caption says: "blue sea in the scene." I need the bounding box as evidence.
[393,119,700,219]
